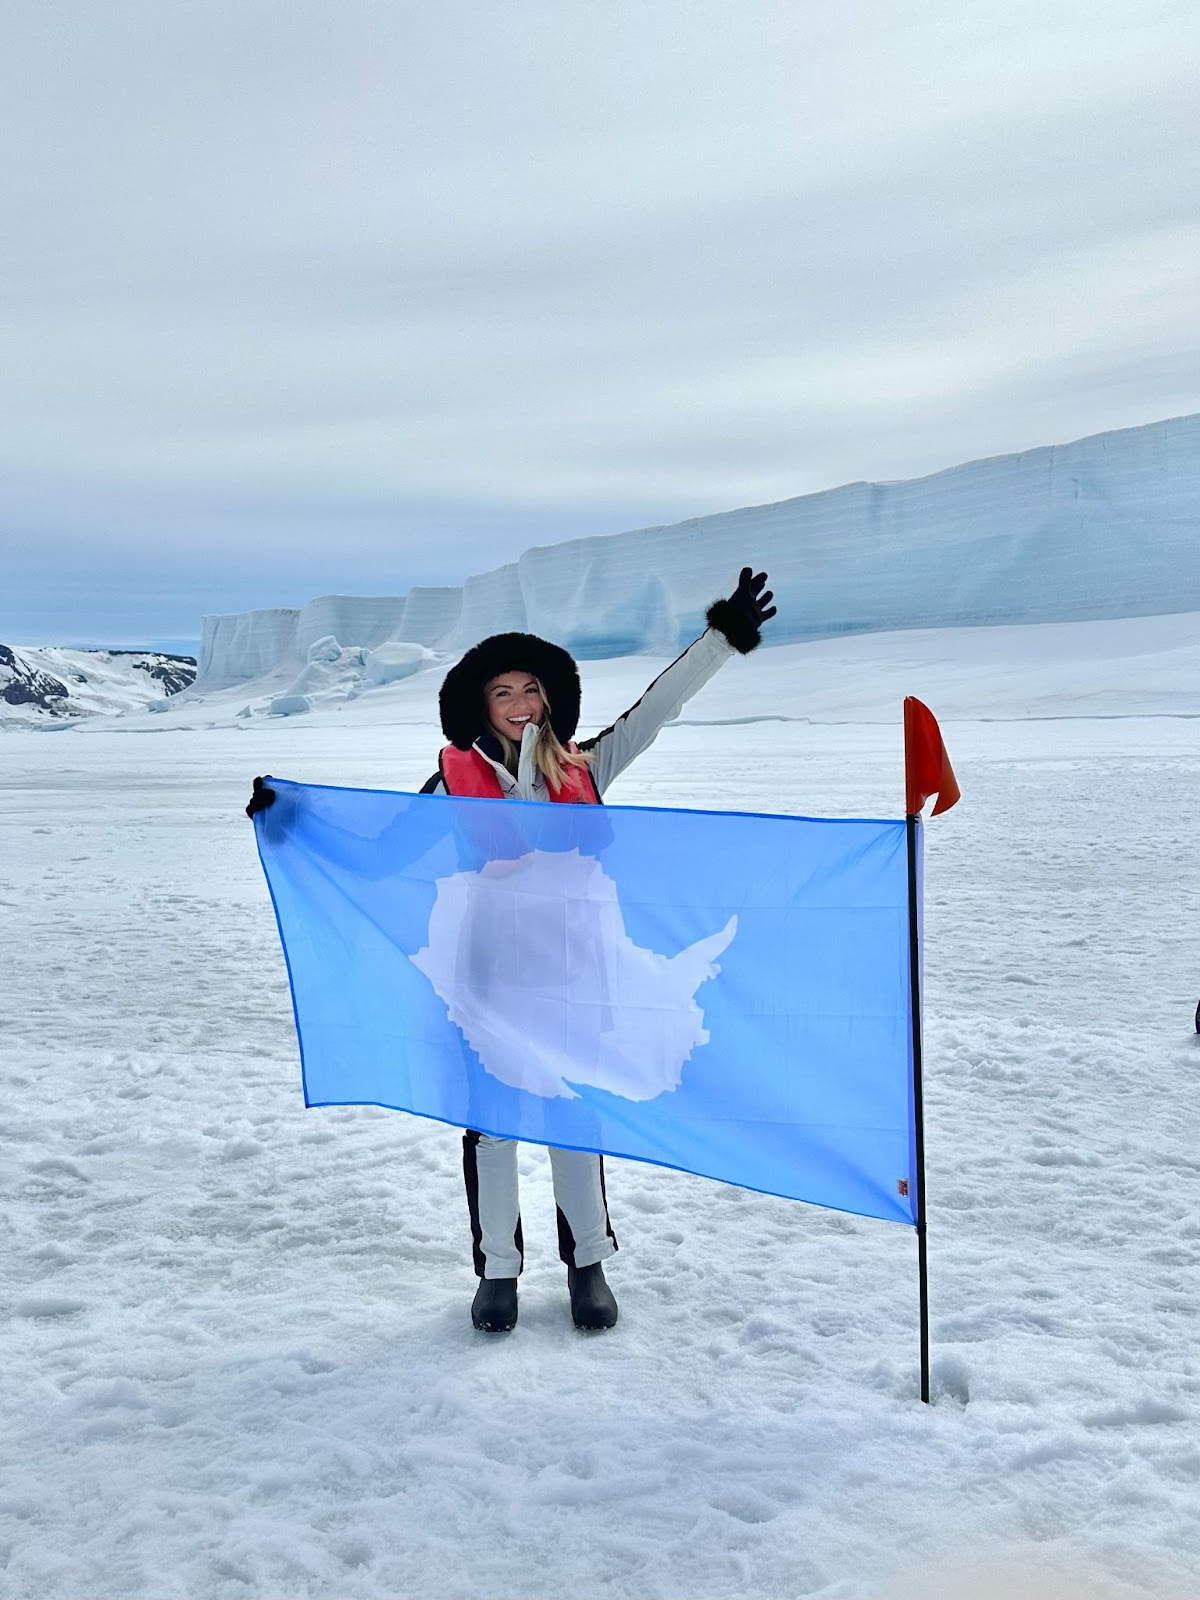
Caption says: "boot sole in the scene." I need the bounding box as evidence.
[571,1307,618,1332]
[471,1285,518,1333]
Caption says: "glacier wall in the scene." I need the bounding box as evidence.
[198,414,1200,686]
[198,589,462,686]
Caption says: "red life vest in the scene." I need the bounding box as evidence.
[439,743,600,805]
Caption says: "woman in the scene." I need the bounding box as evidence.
[421,567,775,1334]
[249,567,776,1335]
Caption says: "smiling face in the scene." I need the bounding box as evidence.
[484,671,545,741]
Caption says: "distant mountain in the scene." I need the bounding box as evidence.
[0,645,196,727]
[197,412,1200,686]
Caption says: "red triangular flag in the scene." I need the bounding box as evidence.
[904,697,960,817]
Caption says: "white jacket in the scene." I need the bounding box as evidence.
[425,627,735,801]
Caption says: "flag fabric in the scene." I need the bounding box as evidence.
[255,779,920,1227]
[904,696,960,816]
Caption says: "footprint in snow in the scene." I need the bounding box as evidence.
[1083,1398,1191,1428]
[14,1294,87,1318]
[28,1157,89,1182]
[220,1137,264,1161]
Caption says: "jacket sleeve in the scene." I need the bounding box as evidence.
[579,627,735,796]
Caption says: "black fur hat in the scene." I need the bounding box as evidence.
[439,632,582,750]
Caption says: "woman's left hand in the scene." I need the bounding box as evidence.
[727,567,776,630]
[706,567,777,654]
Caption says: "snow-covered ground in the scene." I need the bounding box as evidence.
[87,608,1200,734]
[2,621,1199,1599]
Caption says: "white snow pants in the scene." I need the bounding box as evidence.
[463,1132,618,1279]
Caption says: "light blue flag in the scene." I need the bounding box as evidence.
[255,780,919,1227]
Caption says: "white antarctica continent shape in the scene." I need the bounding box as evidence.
[410,849,737,1101]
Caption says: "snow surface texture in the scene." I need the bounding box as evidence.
[196,413,1200,686]
[0,645,195,727]
[2,625,1199,1599]
[411,848,738,1101]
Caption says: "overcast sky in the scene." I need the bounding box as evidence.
[2,0,1197,645]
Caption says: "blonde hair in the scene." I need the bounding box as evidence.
[491,677,593,794]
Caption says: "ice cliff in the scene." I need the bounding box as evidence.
[198,413,1200,687]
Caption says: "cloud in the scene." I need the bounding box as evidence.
[1,1,1196,640]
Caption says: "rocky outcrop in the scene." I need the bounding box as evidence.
[0,645,70,709]
[0,646,197,724]
[119,652,197,697]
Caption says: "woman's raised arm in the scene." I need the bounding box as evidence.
[581,568,775,796]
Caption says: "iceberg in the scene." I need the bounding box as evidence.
[363,641,433,686]
[197,414,1200,688]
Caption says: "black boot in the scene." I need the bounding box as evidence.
[472,1277,518,1333]
[567,1262,618,1331]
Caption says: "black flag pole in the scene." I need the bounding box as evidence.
[902,694,959,1405]
[905,811,931,1405]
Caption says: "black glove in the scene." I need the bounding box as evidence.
[706,567,776,654]
[245,776,276,818]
